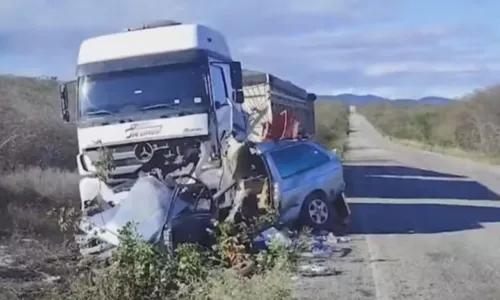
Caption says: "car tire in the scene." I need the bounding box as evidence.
[332,192,350,235]
[299,192,334,232]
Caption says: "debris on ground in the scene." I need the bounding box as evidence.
[253,226,292,250]
[297,231,351,277]
[337,236,350,243]
[298,264,342,277]
[0,246,14,267]
[251,225,351,278]
[299,232,342,258]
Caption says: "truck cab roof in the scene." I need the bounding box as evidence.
[77,23,231,65]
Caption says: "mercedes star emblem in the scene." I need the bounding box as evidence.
[133,142,154,162]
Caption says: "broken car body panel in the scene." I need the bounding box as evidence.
[80,176,187,246]
[76,174,216,257]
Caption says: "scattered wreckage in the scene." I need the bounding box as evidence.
[74,140,349,258]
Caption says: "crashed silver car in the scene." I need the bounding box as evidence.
[75,139,349,257]
[243,140,349,230]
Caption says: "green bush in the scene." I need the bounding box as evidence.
[48,214,304,300]
[52,224,211,300]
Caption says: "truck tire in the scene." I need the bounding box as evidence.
[299,192,334,232]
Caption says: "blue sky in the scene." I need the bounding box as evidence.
[0,0,499,99]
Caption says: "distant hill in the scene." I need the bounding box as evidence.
[317,94,453,106]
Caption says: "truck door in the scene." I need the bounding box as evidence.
[210,65,232,143]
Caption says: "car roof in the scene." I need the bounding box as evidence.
[253,139,315,154]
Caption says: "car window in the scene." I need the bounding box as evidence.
[314,142,341,162]
[269,143,331,179]
[210,65,228,105]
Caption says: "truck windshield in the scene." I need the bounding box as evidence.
[77,63,209,119]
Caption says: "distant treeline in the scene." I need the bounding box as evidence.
[359,85,500,158]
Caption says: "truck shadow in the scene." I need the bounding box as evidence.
[343,164,500,234]
[349,202,500,234]
[343,165,498,200]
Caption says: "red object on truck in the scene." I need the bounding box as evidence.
[264,110,300,141]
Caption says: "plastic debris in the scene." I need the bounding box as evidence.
[337,236,350,243]
[300,232,337,257]
[298,264,340,277]
[253,227,292,250]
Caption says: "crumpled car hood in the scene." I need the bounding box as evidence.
[80,175,189,246]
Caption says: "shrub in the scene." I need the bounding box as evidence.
[315,101,350,155]
[49,218,301,300]
[359,85,500,159]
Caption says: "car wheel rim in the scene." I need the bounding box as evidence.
[308,199,329,225]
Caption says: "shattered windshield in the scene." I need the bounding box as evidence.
[77,63,209,119]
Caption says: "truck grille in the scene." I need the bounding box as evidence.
[83,137,204,179]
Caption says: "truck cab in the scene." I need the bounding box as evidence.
[59,20,248,183]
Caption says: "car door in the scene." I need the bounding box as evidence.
[209,65,232,143]
[265,143,335,218]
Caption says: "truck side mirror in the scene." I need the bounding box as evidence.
[229,61,243,90]
[59,83,70,122]
[233,90,244,104]
[307,93,317,102]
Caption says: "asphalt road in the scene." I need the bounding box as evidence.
[296,113,500,300]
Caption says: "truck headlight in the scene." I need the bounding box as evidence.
[81,154,97,173]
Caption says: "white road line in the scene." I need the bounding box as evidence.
[348,198,500,208]
[364,175,474,181]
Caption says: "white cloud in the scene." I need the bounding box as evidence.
[0,0,499,98]
[363,62,485,77]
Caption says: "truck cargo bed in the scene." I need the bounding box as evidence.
[241,69,316,142]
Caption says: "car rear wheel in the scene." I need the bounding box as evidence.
[300,193,334,231]
[332,192,350,235]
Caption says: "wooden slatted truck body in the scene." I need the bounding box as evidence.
[241,69,317,143]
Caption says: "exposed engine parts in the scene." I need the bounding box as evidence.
[80,136,214,182]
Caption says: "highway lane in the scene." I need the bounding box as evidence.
[296,113,500,300]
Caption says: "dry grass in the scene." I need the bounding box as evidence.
[394,138,500,164]
[0,75,79,236]
[0,75,77,172]
[315,101,350,156]
[359,85,500,162]
[0,236,80,300]
[48,263,294,300]
[0,75,81,298]
[0,167,79,236]
[187,266,293,300]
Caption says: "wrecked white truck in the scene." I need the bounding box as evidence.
[58,20,349,257]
